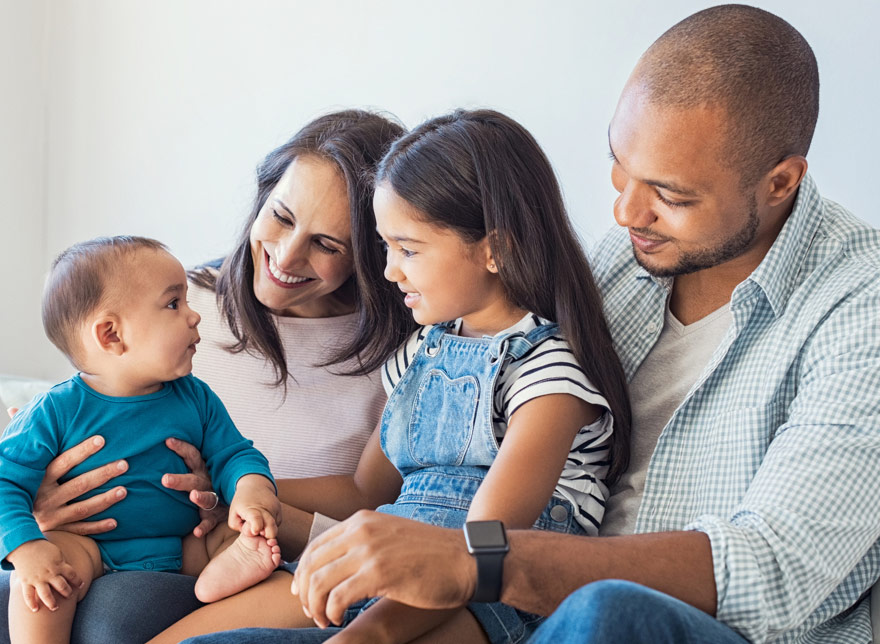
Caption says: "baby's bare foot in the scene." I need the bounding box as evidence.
[194,532,281,603]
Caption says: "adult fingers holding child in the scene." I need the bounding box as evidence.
[33,435,128,536]
[163,436,226,538]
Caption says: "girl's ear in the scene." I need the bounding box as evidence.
[482,233,499,273]
[90,314,124,357]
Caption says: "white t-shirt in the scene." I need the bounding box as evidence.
[188,280,386,479]
[600,302,732,536]
[382,313,614,534]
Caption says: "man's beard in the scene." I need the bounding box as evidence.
[633,196,759,278]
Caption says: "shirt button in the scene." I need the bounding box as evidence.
[646,321,658,333]
[550,504,569,522]
[143,562,154,570]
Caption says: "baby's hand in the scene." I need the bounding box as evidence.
[228,474,281,539]
[6,540,83,612]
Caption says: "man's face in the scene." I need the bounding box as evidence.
[608,85,766,278]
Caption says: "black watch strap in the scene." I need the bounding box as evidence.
[471,551,506,602]
[464,521,509,603]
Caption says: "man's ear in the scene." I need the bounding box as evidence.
[90,314,124,356]
[765,155,808,207]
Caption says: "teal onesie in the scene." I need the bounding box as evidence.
[0,374,274,572]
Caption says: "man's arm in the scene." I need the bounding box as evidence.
[293,510,716,628]
[503,529,715,615]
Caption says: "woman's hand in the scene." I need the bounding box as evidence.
[32,435,129,535]
[161,437,226,537]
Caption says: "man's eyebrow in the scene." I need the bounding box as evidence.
[273,198,348,247]
[607,131,699,198]
[644,179,700,198]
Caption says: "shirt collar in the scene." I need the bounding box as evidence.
[450,312,547,338]
[744,173,824,318]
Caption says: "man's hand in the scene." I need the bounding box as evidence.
[228,474,281,539]
[161,437,225,538]
[292,510,476,628]
[6,540,83,612]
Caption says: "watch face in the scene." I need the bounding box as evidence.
[466,521,508,550]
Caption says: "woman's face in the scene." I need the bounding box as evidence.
[249,154,355,318]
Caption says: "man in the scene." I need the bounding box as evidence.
[279,6,880,644]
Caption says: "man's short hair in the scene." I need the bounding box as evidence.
[636,4,819,185]
[42,236,167,369]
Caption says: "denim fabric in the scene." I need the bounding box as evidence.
[0,569,202,644]
[357,322,586,643]
[181,627,340,643]
[380,321,560,476]
[529,580,749,644]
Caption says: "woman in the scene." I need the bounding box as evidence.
[0,110,415,644]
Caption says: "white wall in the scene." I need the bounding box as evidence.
[0,0,56,379]
[2,0,879,382]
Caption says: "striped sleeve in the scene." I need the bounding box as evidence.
[381,325,429,395]
[494,335,610,423]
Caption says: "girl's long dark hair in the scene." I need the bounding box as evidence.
[376,109,631,484]
[190,110,416,386]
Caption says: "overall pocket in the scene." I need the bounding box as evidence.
[407,369,479,467]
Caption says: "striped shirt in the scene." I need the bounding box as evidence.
[382,314,614,534]
[592,173,880,644]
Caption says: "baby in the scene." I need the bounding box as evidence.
[0,236,282,643]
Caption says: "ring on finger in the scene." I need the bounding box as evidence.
[206,491,219,511]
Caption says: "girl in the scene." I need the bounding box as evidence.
[153,109,631,644]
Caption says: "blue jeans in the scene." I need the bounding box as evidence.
[173,580,750,644]
[529,579,749,644]
[0,569,202,643]
[181,629,340,643]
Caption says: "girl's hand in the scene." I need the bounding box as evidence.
[161,437,226,537]
[33,435,128,535]
[7,540,83,612]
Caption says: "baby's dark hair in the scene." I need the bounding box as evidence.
[42,235,167,368]
[376,109,632,484]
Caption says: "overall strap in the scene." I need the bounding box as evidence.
[421,322,454,352]
[489,322,560,362]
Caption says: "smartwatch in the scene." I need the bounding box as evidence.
[463,520,509,602]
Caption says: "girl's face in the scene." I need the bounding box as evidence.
[374,184,525,337]
[249,155,355,318]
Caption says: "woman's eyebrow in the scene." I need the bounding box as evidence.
[275,198,348,247]
[274,198,295,218]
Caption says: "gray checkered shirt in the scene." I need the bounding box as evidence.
[591,174,880,643]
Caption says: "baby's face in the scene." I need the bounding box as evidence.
[113,249,201,387]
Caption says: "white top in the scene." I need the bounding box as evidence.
[188,280,386,479]
[600,302,732,536]
[382,314,614,534]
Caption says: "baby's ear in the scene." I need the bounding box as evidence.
[90,314,124,357]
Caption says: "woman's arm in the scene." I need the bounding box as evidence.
[275,422,403,521]
[272,422,404,559]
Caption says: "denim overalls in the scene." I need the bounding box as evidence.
[368,321,587,643]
